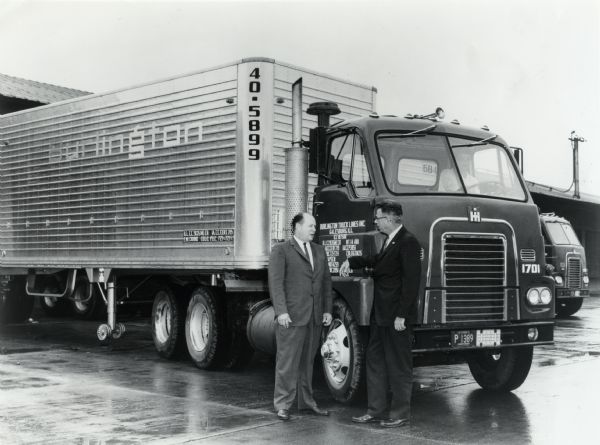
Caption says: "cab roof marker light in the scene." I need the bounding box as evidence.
[369,112,379,118]
[451,119,460,125]
[481,125,490,131]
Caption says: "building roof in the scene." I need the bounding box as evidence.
[0,73,91,104]
[526,180,600,206]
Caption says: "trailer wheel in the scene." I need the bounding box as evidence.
[320,298,366,403]
[152,286,187,359]
[556,298,583,318]
[72,279,105,320]
[467,346,533,392]
[38,279,70,317]
[0,276,34,324]
[185,287,225,369]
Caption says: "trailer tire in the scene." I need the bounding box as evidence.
[0,276,34,324]
[467,346,533,392]
[72,279,105,320]
[38,277,70,317]
[320,298,366,403]
[152,286,187,359]
[185,287,226,369]
[556,298,583,318]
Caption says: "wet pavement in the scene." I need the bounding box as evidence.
[1,294,599,444]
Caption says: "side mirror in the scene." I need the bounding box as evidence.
[511,146,524,174]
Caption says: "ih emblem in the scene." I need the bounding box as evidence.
[469,207,481,223]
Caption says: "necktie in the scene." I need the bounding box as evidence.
[303,243,313,269]
[380,236,389,253]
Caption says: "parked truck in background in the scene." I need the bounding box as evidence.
[0,58,554,402]
[539,213,589,316]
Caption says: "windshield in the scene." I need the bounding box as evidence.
[545,221,581,245]
[375,133,526,200]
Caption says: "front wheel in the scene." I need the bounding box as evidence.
[320,298,366,403]
[556,298,583,318]
[467,346,533,392]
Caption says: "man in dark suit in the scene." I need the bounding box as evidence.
[340,200,421,428]
[269,212,333,421]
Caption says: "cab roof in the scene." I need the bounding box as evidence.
[332,115,508,146]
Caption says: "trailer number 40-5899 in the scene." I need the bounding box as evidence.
[248,68,261,160]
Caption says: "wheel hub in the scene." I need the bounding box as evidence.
[154,298,172,344]
[320,320,351,388]
[190,303,209,352]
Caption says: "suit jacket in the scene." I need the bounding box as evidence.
[348,226,421,325]
[269,238,333,326]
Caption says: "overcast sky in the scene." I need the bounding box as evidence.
[1,0,598,195]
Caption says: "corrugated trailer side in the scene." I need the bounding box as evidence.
[1,63,240,270]
[0,58,376,272]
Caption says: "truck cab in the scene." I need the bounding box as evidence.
[539,213,589,316]
[311,110,555,401]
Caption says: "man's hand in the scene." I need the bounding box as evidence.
[339,260,352,277]
[323,312,332,326]
[394,317,406,332]
[277,313,292,328]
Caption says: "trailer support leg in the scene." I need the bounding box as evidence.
[96,275,126,344]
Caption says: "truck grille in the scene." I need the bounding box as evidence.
[566,257,582,288]
[443,234,506,323]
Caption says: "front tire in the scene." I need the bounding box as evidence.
[320,298,366,403]
[185,287,226,369]
[556,297,583,317]
[467,346,533,392]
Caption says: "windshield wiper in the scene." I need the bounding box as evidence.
[378,124,437,138]
[451,134,497,148]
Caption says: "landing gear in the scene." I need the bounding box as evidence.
[95,275,126,345]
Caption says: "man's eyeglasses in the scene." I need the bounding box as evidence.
[374,216,387,222]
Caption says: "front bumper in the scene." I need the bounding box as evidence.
[556,288,589,299]
[412,321,554,353]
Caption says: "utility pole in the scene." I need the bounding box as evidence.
[569,131,585,199]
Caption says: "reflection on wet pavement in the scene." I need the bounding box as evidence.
[1,296,599,444]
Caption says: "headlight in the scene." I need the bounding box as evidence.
[554,275,563,285]
[540,288,552,304]
[583,276,589,285]
[527,288,541,305]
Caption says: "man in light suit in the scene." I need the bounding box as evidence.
[340,200,421,428]
[269,212,333,421]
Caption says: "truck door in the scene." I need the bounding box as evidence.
[314,131,379,275]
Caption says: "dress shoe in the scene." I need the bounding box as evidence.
[300,406,329,416]
[277,409,290,421]
[380,418,409,428]
[351,413,381,424]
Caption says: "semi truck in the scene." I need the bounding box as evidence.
[0,58,554,402]
[539,213,589,317]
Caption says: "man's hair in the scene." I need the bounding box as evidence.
[374,200,403,222]
[290,212,305,234]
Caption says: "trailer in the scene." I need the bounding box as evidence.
[0,57,554,402]
[539,213,589,316]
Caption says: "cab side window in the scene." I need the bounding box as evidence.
[330,133,374,198]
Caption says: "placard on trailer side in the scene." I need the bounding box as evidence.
[0,58,376,271]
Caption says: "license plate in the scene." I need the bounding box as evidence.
[574,290,580,297]
[451,330,475,347]
[451,329,501,347]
